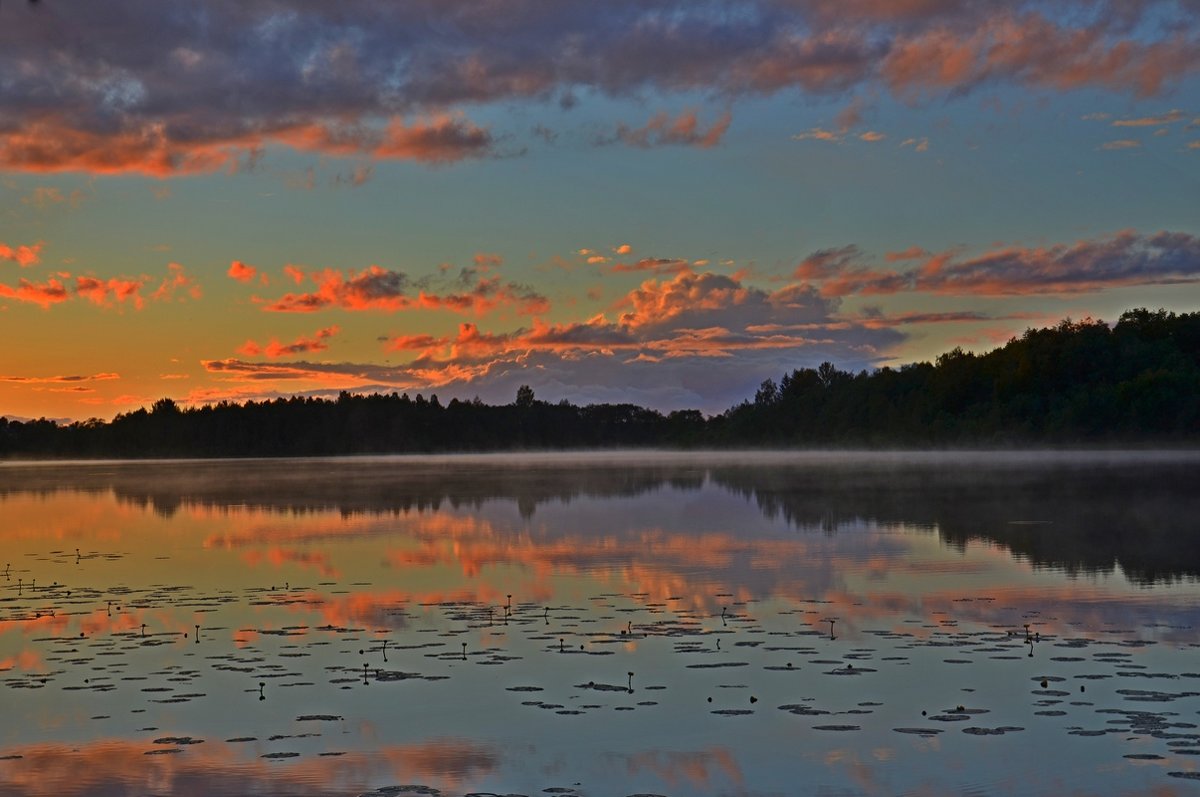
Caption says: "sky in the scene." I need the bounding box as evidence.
[1,0,1199,421]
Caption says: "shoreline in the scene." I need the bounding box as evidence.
[4,447,1200,468]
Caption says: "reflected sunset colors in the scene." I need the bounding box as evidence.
[3,452,1200,796]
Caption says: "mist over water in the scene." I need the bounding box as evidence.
[2,451,1200,796]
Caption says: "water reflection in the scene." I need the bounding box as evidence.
[0,739,498,797]
[2,451,1200,796]
[3,452,1199,582]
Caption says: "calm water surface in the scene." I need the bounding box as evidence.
[3,451,1200,797]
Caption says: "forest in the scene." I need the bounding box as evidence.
[2,307,1198,457]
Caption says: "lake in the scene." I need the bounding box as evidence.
[3,451,1200,796]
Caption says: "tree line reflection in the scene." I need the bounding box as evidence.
[2,454,1197,585]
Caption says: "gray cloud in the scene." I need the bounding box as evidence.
[797,230,1200,296]
[0,1,1195,173]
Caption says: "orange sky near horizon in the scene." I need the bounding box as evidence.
[2,1,1199,420]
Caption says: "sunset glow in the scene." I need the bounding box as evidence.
[1,1,1197,420]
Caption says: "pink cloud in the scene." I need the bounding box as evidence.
[883,12,1200,100]
[884,246,929,262]
[473,252,503,269]
[794,246,863,280]
[373,115,496,163]
[792,127,843,143]
[602,110,732,149]
[272,116,499,164]
[1112,109,1187,127]
[793,230,1200,297]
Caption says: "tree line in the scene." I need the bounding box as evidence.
[2,307,1198,457]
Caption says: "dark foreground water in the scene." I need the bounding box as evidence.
[3,451,1200,797]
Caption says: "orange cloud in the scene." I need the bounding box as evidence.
[0,117,240,176]
[0,372,120,384]
[210,257,890,405]
[472,252,503,269]
[271,116,498,163]
[239,326,340,358]
[0,113,500,177]
[1,263,203,311]
[152,263,202,301]
[227,260,257,283]
[415,276,550,317]
[74,276,146,309]
[262,266,413,313]
[0,276,69,308]
[282,265,306,284]
[0,241,43,267]
[261,265,548,317]
[617,270,757,328]
[609,258,691,275]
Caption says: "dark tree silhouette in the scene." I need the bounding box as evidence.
[1,308,1198,458]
